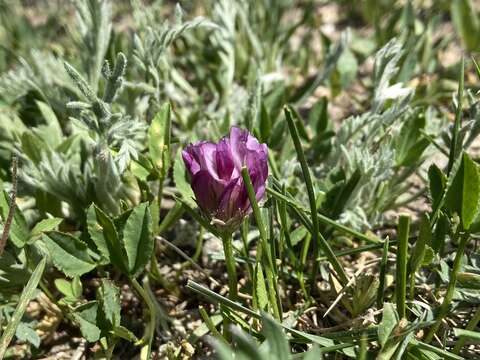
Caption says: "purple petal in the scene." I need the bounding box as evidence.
[215,138,235,181]
[229,127,250,170]
[183,141,218,178]
[182,127,268,229]
[182,149,200,176]
[217,177,243,221]
[191,170,222,215]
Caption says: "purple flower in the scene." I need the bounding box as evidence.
[182,127,268,230]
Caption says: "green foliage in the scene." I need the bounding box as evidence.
[451,0,480,51]
[42,231,97,277]
[122,202,153,277]
[444,153,480,230]
[0,0,478,358]
[0,258,46,359]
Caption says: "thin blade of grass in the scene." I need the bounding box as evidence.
[396,215,410,319]
[284,106,348,286]
[0,257,46,358]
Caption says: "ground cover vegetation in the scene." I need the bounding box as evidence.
[0,0,479,358]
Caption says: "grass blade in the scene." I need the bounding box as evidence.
[377,237,390,308]
[284,106,348,286]
[395,215,410,319]
[447,56,464,175]
[0,257,46,358]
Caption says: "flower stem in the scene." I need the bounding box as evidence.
[221,232,238,301]
[130,277,156,358]
[241,167,281,320]
[425,232,470,343]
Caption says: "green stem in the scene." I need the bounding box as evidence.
[221,232,238,301]
[192,226,204,262]
[377,237,390,308]
[130,278,156,358]
[199,306,227,345]
[425,232,470,343]
[105,338,118,360]
[284,106,348,287]
[241,167,281,320]
[396,215,410,319]
[240,219,254,283]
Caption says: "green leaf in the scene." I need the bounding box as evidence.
[55,278,76,299]
[148,103,171,174]
[351,274,379,316]
[173,149,195,207]
[87,205,110,263]
[461,154,480,229]
[111,325,138,342]
[336,48,358,88]
[122,202,153,276]
[130,159,150,182]
[30,218,63,238]
[0,257,46,358]
[15,322,40,348]
[72,276,83,298]
[432,213,449,254]
[445,153,480,230]
[20,131,49,165]
[93,205,128,273]
[303,345,321,360]
[394,112,428,166]
[290,226,308,246]
[42,231,97,277]
[453,328,480,341]
[451,0,480,51]
[422,246,435,266]
[309,97,329,134]
[98,279,121,328]
[428,164,446,213]
[261,313,291,360]
[73,301,101,343]
[255,264,268,311]
[457,272,480,290]
[35,100,62,147]
[0,251,31,288]
[378,303,399,348]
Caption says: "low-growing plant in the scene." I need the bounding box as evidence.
[0,1,479,359]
